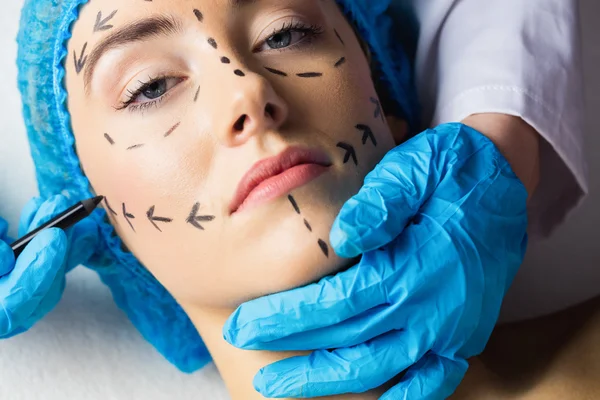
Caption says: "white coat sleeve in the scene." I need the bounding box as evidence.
[397,0,588,237]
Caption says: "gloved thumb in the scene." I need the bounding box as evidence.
[65,217,101,272]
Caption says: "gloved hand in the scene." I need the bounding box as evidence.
[0,195,99,338]
[223,123,529,399]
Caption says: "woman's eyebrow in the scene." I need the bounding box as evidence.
[83,15,184,93]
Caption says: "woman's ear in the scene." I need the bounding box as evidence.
[386,115,408,145]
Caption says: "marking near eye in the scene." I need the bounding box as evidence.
[164,122,181,138]
[297,72,323,78]
[104,133,115,145]
[221,56,231,64]
[194,85,201,102]
[94,10,118,32]
[208,38,218,49]
[334,57,346,68]
[186,202,216,231]
[234,69,245,77]
[318,239,329,257]
[147,206,173,232]
[356,124,377,147]
[193,9,204,22]
[370,97,384,122]
[304,219,312,232]
[122,203,136,232]
[74,42,88,75]
[334,29,344,46]
[127,144,145,150]
[288,195,301,214]
[264,67,288,77]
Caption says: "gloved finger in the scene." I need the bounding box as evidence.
[0,240,16,278]
[223,259,388,349]
[379,353,468,400]
[0,228,67,335]
[330,131,442,258]
[25,273,66,330]
[18,197,46,236]
[25,195,70,234]
[253,330,426,398]
[64,218,100,272]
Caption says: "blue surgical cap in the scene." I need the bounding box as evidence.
[17,0,417,372]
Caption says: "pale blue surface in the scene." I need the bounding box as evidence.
[224,124,529,399]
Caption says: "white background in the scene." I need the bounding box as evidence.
[0,1,598,399]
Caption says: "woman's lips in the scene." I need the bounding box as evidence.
[230,147,332,214]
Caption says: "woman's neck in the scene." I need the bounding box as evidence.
[187,305,387,400]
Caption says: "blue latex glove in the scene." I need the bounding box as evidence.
[0,195,99,338]
[223,123,529,399]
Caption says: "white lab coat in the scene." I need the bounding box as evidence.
[391,0,588,237]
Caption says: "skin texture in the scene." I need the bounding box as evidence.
[66,0,405,398]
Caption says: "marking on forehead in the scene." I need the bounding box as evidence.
[356,124,377,146]
[234,69,245,77]
[334,57,346,68]
[127,143,145,150]
[104,198,118,216]
[193,9,204,22]
[208,38,218,49]
[122,203,136,232]
[288,195,301,214]
[147,206,173,232]
[164,122,181,138]
[304,219,312,232]
[221,56,231,64]
[264,67,288,77]
[334,29,344,46]
[297,72,323,78]
[187,202,216,230]
[370,97,384,122]
[94,10,118,32]
[337,142,358,166]
[194,85,201,102]
[104,133,115,145]
[318,239,329,257]
[74,42,89,75]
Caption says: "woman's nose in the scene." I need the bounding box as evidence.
[214,72,289,147]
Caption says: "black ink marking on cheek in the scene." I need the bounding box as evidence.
[193,85,201,102]
[297,72,323,78]
[105,198,118,216]
[304,219,312,232]
[164,122,181,138]
[208,38,218,49]
[318,239,329,257]
[334,57,346,68]
[193,9,204,22]
[337,142,358,166]
[234,69,245,77]
[127,144,145,151]
[147,206,173,232]
[74,42,88,75]
[288,195,301,214]
[221,56,231,64]
[356,124,378,147]
[94,10,118,32]
[264,67,288,77]
[334,29,344,46]
[122,203,136,232]
[186,202,216,231]
[370,97,384,122]
[104,133,115,145]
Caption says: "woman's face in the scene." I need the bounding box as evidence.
[66,0,401,309]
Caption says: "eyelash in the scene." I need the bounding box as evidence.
[116,20,325,113]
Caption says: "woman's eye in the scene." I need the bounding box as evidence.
[261,30,307,51]
[132,77,182,103]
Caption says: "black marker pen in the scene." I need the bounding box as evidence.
[10,196,104,258]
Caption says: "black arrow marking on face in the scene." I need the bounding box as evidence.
[94,10,118,32]
[164,122,181,138]
[208,38,218,49]
[104,198,118,216]
[146,206,173,232]
[304,219,312,232]
[297,72,323,78]
[193,85,201,102]
[74,42,88,75]
[370,97,384,122]
[234,69,245,77]
[127,144,145,150]
[104,133,115,145]
[356,124,377,147]
[122,203,136,232]
[318,239,329,257]
[334,57,346,68]
[334,29,344,46]
[336,142,358,166]
[186,202,216,231]
[264,67,288,77]
[193,9,204,22]
[288,195,301,214]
